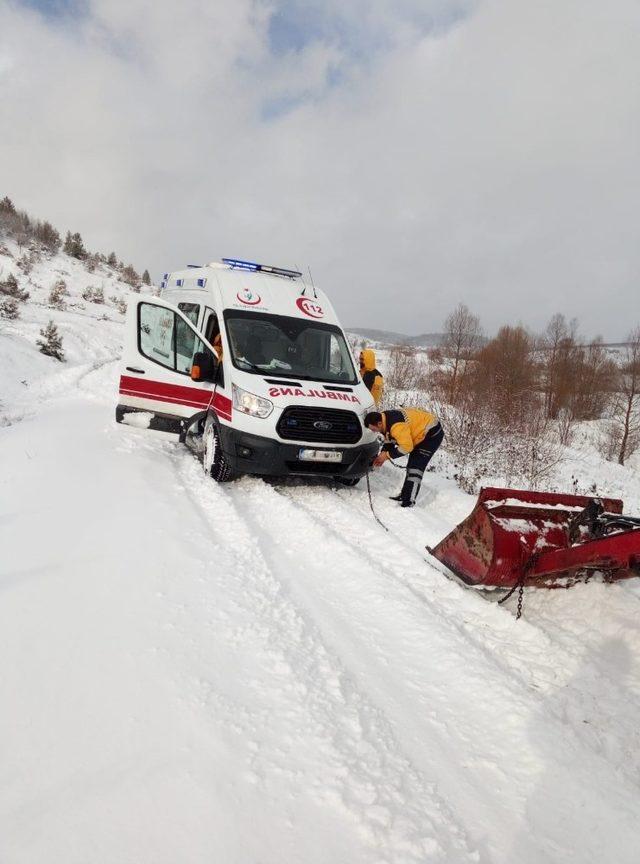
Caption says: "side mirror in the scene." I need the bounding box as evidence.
[191,350,217,382]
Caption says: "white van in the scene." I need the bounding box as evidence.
[116,258,379,483]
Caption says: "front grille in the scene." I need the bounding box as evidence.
[277,406,362,444]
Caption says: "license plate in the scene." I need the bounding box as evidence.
[298,448,343,463]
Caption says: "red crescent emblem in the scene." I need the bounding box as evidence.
[237,290,261,306]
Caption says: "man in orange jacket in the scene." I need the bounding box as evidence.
[365,407,444,507]
[359,348,384,406]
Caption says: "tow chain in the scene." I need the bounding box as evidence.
[388,456,407,470]
[365,469,389,532]
[497,575,525,620]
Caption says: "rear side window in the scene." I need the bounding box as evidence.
[178,302,200,328]
[139,302,205,376]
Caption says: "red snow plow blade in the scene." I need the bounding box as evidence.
[429,487,640,588]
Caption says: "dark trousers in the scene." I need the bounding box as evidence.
[400,423,444,504]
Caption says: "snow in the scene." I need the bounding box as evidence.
[2,246,640,862]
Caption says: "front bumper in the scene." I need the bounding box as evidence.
[218,424,379,478]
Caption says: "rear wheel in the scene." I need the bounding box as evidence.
[203,415,237,483]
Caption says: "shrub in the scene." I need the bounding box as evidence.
[110,295,127,314]
[82,285,105,304]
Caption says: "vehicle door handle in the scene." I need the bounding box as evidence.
[126,367,146,374]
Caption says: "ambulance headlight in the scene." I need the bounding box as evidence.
[232,384,273,418]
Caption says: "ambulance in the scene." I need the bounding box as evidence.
[116,258,379,483]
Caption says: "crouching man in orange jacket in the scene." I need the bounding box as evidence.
[365,408,444,508]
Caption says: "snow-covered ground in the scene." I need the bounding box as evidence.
[2,251,640,862]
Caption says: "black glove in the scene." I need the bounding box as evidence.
[382,442,403,459]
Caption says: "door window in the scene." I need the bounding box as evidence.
[139,302,205,376]
[139,303,175,370]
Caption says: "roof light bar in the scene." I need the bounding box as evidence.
[222,257,302,279]
[222,257,259,272]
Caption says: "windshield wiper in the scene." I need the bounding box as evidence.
[261,370,356,384]
[235,357,264,373]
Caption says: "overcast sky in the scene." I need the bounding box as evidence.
[1,0,639,338]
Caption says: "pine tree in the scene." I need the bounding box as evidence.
[0,196,15,214]
[0,297,19,320]
[142,269,151,285]
[33,221,61,253]
[37,320,65,361]
[1,273,18,295]
[121,264,140,287]
[48,279,68,309]
[107,252,118,267]
[0,273,30,301]
[63,230,86,259]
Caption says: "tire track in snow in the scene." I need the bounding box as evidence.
[172,452,480,864]
[272,481,640,792]
[1,355,119,427]
[213,474,640,862]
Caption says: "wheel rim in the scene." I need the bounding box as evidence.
[204,425,216,474]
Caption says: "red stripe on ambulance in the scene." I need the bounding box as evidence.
[119,375,232,420]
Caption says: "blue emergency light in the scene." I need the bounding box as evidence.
[222,257,302,279]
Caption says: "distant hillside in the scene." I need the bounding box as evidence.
[348,328,445,348]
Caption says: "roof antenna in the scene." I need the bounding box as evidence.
[297,264,306,296]
[307,265,317,299]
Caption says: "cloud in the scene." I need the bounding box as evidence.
[0,0,639,338]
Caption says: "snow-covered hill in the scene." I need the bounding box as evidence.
[2,241,640,863]
[0,236,151,419]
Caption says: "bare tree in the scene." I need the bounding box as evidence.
[540,313,578,418]
[572,338,616,420]
[608,327,640,465]
[473,325,536,430]
[441,303,482,403]
[384,345,423,405]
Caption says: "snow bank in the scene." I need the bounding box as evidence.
[0,256,639,862]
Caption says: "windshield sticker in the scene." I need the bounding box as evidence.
[296,297,324,318]
[237,288,262,306]
[268,386,360,403]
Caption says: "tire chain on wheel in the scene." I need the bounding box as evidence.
[204,417,236,483]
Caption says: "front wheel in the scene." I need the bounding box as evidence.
[203,416,237,482]
[337,477,360,487]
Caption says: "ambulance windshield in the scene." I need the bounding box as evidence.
[224,310,358,384]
